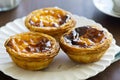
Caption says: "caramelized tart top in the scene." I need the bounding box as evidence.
[64,26,106,48]
[5,32,55,54]
[29,7,71,27]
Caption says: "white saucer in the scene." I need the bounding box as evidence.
[93,0,120,18]
[0,15,120,80]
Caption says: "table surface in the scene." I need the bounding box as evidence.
[0,0,120,80]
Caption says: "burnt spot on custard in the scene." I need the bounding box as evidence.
[64,26,106,48]
[7,37,52,53]
[29,9,71,27]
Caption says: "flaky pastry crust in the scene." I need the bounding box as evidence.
[60,25,113,63]
[5,32,60,70]
[25,7,76,40]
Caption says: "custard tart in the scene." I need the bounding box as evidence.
[60,25,112,63]
[4,32,60,70]
[25,7,76,40]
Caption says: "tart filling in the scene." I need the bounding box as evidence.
[25,7,76,41]
[5,32,60,70]
[64,26,106,48]
[60,25,112,63]
[7,37,52,53]
[5,32,58,56]
[29,8,71,27]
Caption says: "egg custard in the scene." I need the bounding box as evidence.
[5,32,60,70]
[60,25,112,63]
[25,7,76,40]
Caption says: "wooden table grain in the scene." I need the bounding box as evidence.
[0,0,120,80]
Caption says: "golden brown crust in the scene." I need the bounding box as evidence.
[5,32,60,70]
[25,7,76,40]
[60,25,113,63]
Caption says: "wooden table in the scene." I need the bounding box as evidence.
[0,0,120,80]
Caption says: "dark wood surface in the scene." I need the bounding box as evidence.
[0,0,120,80]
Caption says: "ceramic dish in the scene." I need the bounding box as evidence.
[93,0,120,18]
[0,15,120,80]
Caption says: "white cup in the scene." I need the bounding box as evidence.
[112,0,120,14]
[0,0,21,12]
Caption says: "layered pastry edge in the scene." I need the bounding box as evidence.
[4,32,60,70]
[60,25,113,63]
[25,7,76,36]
